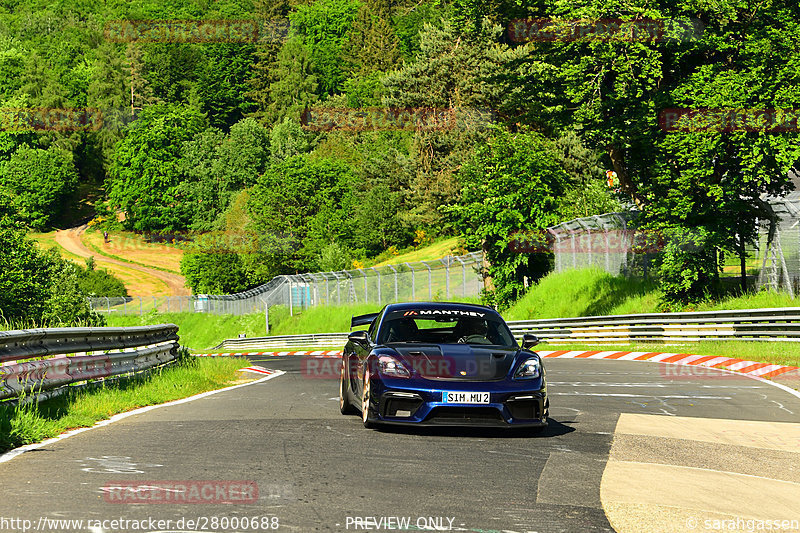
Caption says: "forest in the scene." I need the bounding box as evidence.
[1,0,799,324]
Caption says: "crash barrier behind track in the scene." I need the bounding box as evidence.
[0,325,180,401]
[213,333,350,350]
[213,307,800,348]
[505,307,800,343]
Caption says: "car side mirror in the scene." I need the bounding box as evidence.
[348,330,370,346]
[521,334,539,349]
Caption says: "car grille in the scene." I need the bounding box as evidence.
[382,398,423,418]
[425,406,505,426]
[506,399,542,421]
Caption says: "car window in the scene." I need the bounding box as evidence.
[367,314,380,340]
[377,310,516,347]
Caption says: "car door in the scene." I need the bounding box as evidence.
[354,314,380,400]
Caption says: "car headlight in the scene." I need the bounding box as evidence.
[377,355,410,378]
[514,356,541,379]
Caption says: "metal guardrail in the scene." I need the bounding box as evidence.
[0,325,180,401]
[506,307,800,343]
[212,307,800,349]
[214,333,349,350]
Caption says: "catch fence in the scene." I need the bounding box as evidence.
[89,252,485,317]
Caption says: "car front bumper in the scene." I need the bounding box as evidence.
[370,377,548,428]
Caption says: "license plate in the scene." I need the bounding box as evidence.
[443,392,490,404]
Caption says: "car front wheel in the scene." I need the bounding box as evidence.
[361,366,375,429]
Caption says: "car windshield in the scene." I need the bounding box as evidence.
[377,310,516,347]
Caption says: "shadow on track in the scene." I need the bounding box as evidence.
[372,417,576,439]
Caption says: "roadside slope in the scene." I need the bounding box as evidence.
[55,225,189,296]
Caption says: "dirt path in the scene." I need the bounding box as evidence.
[55,225,190,296]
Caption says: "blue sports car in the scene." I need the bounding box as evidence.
[339,302,548,430]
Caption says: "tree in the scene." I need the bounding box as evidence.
[0,226,104,325]
[248,155,357,273]
[125,43,158,115]
[342,2,401,77]
[248,0,292,124]
[174,127,227,232]
[267,36,319,124]
[176,117,270,231]
[383,19,507,229]
[197,44,258,129]
[181,251,254,294]
[552,131,622,220]
[447,127,568,308]
[0,227,52,322]
[288,0,360,95]
[499,0,800,304]
[270,117,311,163]
[88,42,131,168]
[108,104,208,232]
[0,144,79,230]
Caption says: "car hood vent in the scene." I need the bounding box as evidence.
[392,345,517,381]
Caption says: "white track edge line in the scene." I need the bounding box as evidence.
[0,370,286,465]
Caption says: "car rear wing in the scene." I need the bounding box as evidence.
[351,312,378,329]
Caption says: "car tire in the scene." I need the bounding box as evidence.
[362,366,375,429]
[339,356,357,415]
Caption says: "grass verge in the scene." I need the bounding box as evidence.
[370,237,465,266]
[0,356,246,453]
[505,268,798,320]
[106,300,478,350]
[536,341,800,368]
[82,229,182,275]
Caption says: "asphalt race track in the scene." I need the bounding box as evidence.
[1,356,799,533]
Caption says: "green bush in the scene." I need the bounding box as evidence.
[0,145,79,230]
[75,258,128,297]
[0,225,105,326]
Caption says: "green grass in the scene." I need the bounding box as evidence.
[106,311,271,350]
[0,356,246,452]
[370,237,466,266]
[106,298,482,349]
[537,341,800,369]
[505,267,799,321]
[505,268,661,320]
[82,234,180,275]
[695,291,798,311]
[106,304,384,349]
